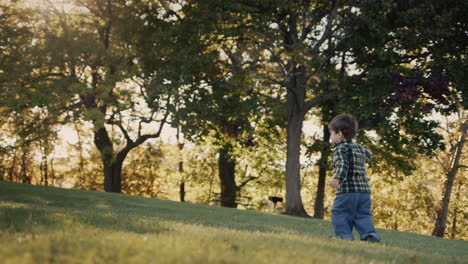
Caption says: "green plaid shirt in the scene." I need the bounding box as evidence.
[332,139,372,194]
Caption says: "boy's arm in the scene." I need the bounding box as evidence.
[364,147,373,163]
[330,146,349,186]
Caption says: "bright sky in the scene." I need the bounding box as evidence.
[24,0,73,8]
[57,119,322,152]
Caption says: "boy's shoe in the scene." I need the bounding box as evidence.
[364,235,380,243]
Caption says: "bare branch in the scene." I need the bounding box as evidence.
[108,119,133,144]
[137,116,143,138]
[238,176,258,189]
[141,110,169,143]
[435,155,450,173]
[132,76,149,101]
[76,0,104,19]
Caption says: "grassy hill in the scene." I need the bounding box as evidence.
[0,181,466,264]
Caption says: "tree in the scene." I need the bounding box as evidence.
[364,111,467,239]
[305,107,334,219]
[1,0,181,192]
[140,0,268,208]
[433,112,467,237]
[250,0,343,217]
[167,0,344,216]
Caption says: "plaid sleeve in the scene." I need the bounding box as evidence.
[332,146,349,181]
[364,147,372,163]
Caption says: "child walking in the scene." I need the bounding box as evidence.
[328,113,381,242]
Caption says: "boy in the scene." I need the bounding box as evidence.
[328,113,381,242]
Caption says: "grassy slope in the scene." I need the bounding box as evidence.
[0,182,466,264]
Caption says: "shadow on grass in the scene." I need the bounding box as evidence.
[0,182,331,238]
[0,205,167,235]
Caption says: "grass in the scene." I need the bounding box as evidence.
[0,181,466,264]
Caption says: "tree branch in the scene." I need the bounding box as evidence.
[119,110,169,158]
[435,155,450,174]
[252,74,285,86]
[304,90,340,111]
[256,92,283,104]
[108,119,133,144]
[300,2,332,41]
[311,0,339,56]
[238,176,259,190]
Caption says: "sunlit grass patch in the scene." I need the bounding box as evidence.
[0,181,466,264]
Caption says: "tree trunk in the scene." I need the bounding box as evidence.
[177,128,186,202]
[93,126,121,192]
[50,152,56,187]
[21,151,31,184]
[43,155,49,186]
[451,182,462,239]
[91,114,165,193]
[103,159,124,192]
[179,181,186,202]
[179,148,186,202]
[433,123,467,237]
[74,121,86,187]
[218,147,238,208]
[314,126,331,219]
[40,142,49,187]
[284,74,309,217]
[9,154,16,182]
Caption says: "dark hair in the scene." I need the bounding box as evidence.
[328,113,358,139]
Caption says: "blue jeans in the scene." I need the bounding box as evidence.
[331,193,380,241]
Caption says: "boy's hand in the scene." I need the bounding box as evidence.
[329,178,340,188]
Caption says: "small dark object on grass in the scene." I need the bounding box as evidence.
[268,196,283,203]
[268,196,283,213]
